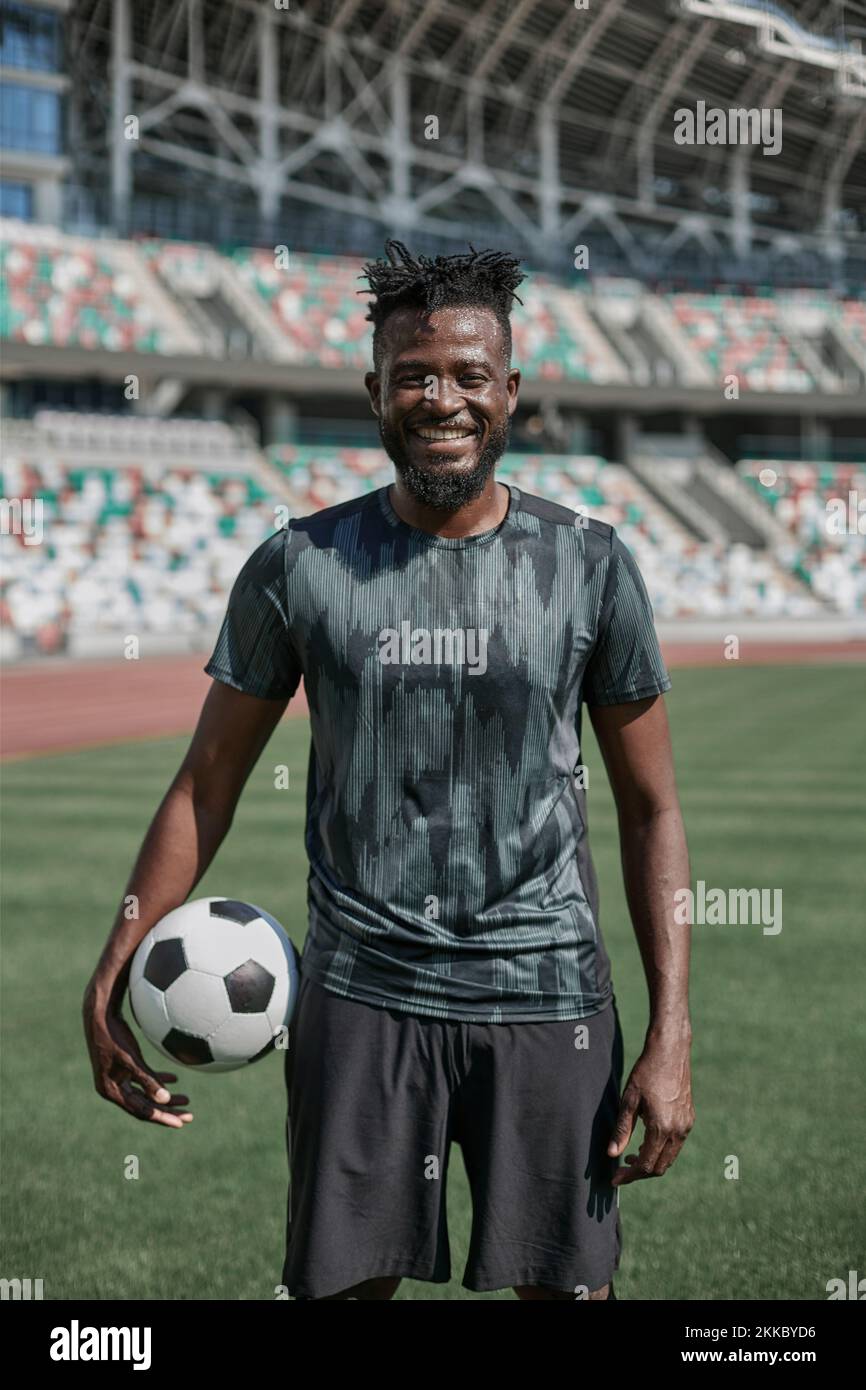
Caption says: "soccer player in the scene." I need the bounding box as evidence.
[83,241,694,1302]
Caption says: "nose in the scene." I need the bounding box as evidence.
[422,376,470,418]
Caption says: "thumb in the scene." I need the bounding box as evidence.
[608,1086,640,1156]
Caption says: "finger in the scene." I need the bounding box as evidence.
[650,1135,684,1177]
[103,1079,183,1127]
[638,1125,668,1172]
[121,1082,194,1127]
[126,1079,194,1119]
[110,1079,193,1127]
[115,1055,173,1105]
[611,1162,642,1187]
[147,1075,191,1109]
[612,1127,667,1185]
[607,1087,640,1157]
[133,1080,191,1106]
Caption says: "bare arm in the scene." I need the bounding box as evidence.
[82,679,289,1127]
[589,694,695,1183]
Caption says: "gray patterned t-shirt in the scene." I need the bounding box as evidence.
[205,482,671,1022]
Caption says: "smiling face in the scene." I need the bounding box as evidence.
[365,303,520,510]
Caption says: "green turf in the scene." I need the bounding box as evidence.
[2,665,864,1300]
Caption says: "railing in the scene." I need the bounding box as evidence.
[737,435,866,463]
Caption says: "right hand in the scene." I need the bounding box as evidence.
[83,983,194,1128]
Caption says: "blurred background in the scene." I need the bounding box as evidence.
[1,0,865,698]
[1,0,864,1301]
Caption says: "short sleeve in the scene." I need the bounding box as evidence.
[204,529,302,701]
[582,529,672,707]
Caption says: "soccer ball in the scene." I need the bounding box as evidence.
[129,897,300,1072]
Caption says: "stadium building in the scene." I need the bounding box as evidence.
[1,0,865,661]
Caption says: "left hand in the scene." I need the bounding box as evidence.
[608,1035,695,1185]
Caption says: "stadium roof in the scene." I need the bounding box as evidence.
[62,0,866,285]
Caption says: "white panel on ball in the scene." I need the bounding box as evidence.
[164,969,230,1036]
[151,898,219,943]
[182,917,258,976]
[241,918,287,976]
[209,1010,274,1065]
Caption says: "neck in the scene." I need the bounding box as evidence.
[388,478,509,538]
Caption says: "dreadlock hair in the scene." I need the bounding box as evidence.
[359,239,525,372]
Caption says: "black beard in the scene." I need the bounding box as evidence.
[378,416,511,510]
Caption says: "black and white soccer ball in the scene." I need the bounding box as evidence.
[129,897,300,1072]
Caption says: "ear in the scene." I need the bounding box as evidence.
[506,367,521,415]
[364,371,381,417]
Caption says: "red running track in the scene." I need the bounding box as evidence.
[0,655,309,761]
[2,642,865,760]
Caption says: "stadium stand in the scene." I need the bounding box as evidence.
[1,216,863,655]
[507,280,629,383]
[0,221,202,355]
[739,461,866,615]
[2,220,865,400]
[665,291,815,392]
[0,415,277,657]
[500,454,819,620]
[231,249,633,382]
[230,249,373,369]
[0,236,160,353]
[271,444,390,512]
[4,418,837,664]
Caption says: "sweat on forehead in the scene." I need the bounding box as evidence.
[375,303,511,373]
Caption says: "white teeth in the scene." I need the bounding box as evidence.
[414,427,474,440]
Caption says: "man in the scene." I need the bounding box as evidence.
[83,241,694,1302]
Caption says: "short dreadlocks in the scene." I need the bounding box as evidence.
[359,239,525,372]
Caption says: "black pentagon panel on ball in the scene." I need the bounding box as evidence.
[225,959,275,1013]
[162,1029,214,1066]
[144,938,187,991]
[210,899,260,925]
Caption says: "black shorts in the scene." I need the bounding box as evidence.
[280,973,625,1299]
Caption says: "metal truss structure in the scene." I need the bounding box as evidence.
[64,0,866,284]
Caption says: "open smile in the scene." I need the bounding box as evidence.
[408,424,481,451]
[412,425,476,439]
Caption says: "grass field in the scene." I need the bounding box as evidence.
[2,665,864,1301]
